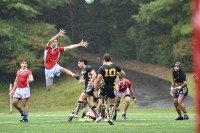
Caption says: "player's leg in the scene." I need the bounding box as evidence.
[45,69,54,91]
[173,90,183,120]
[122,95,131,119]
[12,97,25,120]
[178,87,189,120]
[86,90,102,122]
[59,67,79,80]
[107,98,116,125]
[69,92,89,117]
[21,98,29,122]
[12,89,25,120]
[114,96,121,120]
[174,98,183,120]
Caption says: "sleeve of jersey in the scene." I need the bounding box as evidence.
[117,65,122,72]
[58,47,65,52]
[45,46,49,50]
[98,67,104,75]
[28,70,33,75]
[127,80,132,88]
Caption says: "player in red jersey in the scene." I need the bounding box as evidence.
[44,29,89,91]
[10,59,34,122]
[115,78,136,120]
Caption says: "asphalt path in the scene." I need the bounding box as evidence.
[67,59,194,108]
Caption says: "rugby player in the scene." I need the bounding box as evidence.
[68,58,101,122]
[94,53,126,125]
[44,29,88,91]
[10,59,34,122]
[170,62,189,120]
[115,78,136,120]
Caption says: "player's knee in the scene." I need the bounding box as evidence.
[12,101,17,106]
[174,101,178,106]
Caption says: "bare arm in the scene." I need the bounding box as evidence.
[64,40,89,51]
[10,77,18,95]
[28,74,34,83]
[128,85,134,97]
[46,29,65,46]
[118,70,126,78]
[94,74,103,92]
[88,70,97,88]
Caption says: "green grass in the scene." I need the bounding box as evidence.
[0,77,196,133]
[0,108,195,133]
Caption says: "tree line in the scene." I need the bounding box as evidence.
[0,0,192,82]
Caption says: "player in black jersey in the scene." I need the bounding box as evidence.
[68,58,100,122]
[170,62,189,120]
[94,53,126,125]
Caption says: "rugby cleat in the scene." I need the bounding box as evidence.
[94,116,102,123]
[183,115,189,120]
[68,113,79,118]
[122,113,127,120]
[20,118,28,122]
[175,116,183,120]
[108,119,114,125]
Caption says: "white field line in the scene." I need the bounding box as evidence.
[0,114,196,118]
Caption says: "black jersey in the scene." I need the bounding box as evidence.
[173,70,186,83]
[82,65,94,86]
[98,63,122,86]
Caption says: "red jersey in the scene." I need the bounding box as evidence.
[16,69,32,88]
[118,79,132,92]
[44,46,65,69]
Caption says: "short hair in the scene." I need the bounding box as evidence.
[19,59,28,64]
[103,53,111,62]
[79,58,88,65]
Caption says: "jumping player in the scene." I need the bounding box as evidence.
[170,62,189,120]
[94,53,126,125]
[10,59,34,122]
[44,29,88,91]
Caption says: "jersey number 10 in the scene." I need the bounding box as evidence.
[104,68,116,77]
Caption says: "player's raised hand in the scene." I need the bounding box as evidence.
[58,29,66,36]
[79,39,89,48]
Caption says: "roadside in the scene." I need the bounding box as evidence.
[76,51,195,97]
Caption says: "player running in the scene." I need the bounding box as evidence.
[115,77,136,120]
[68,58,101,122]
[94,53,126,125]
[170,62,189,120]
[44,29,88,91]
[9,59,34,122]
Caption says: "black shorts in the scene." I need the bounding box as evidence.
[104,86,116,99]
[83,86,94,96]
[174,86,188,99]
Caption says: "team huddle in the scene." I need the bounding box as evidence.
[10,29,189,124]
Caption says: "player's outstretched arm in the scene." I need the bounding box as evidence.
[46,29,65,46]
[64,39,89,51]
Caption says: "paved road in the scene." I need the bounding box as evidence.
[67,59,194,108]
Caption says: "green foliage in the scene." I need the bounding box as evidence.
[0,0,193,79]
[173,38,192,71]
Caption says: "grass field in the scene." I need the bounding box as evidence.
[0,108,195,133]
[0,77,196,133]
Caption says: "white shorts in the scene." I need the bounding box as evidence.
[13,87,30,99]
[45,64,61,87]
[117,89,130,98]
